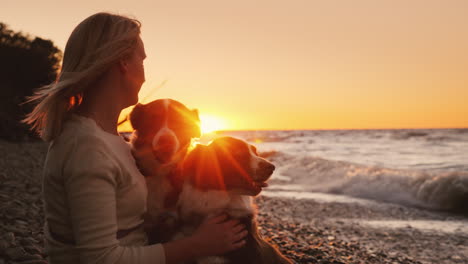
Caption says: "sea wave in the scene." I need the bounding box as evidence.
[267,151,468,214]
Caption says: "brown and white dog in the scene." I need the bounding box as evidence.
[129,99,201,242]
[175,137,292,264]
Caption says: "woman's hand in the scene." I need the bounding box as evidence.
[190,213,248,256]
[163,213,248,264]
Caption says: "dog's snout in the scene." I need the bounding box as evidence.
[152,134,178,163]
[259,161,275,172]
[155,134,176,145]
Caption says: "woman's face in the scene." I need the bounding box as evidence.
[123,36,146,106]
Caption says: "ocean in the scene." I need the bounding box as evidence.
[208,128,468,215]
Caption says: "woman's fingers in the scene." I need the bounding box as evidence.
[231,239,246,250]
[223,219,240,229]
[231,223,245,234]
[232,230,248,243]
[207,213,228,224]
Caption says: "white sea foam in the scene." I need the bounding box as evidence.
[216,129,468,213]
[361,219,468,234]
[261,190,377,205]
[268,154,468,212]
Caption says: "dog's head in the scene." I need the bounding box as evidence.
[182,136,275,196]
[130,99,201,175]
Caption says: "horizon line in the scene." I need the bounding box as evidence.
[119,126,468,133]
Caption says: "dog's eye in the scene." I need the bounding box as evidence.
[231,149,246,157]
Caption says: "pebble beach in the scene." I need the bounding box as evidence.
[0,140,467,264]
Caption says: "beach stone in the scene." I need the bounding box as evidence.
[23,245,41,255]
[0,240,9,253]
[29,187,41,194]
[4,246,27,260]
[19,238,38,248]
[5,226,28,236]
[19,261,48,264]
[18,254,43,261]
[3,232,16,246]
[14,220,28,227]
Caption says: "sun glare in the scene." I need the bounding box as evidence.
[200,114,228,134]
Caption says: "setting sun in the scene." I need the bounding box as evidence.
[199,114,228,134]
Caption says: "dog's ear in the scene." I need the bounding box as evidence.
[183,145,225,191]
[191,109,201,137]
[182,144,203,174]
[191,109,199,120]
[130,103,145,131]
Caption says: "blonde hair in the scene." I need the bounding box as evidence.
[24,12,141,141]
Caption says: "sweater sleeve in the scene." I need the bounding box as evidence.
[64,142,166,264]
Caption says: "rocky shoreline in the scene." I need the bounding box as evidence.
[255,195,468,264]
[0,140,47,264]
[1,140,467,264]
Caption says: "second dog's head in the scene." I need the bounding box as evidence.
[130,99,201,175]
[182,137,275,196]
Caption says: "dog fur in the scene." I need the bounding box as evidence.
[130,100,291,263]
[175,137,292,264]
[129,99,200,242]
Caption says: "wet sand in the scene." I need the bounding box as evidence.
[0,140,467,263]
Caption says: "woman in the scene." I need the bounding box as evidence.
[24,12,246,264]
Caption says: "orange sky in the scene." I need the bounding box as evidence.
[2,0,468,130]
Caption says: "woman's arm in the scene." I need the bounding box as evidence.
[64,147,165,264]
[64,141,247,264]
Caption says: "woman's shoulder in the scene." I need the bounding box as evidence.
[52,116,106,153]
[49,115,118,169]
[47,114,137,183]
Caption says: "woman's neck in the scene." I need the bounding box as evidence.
[75,89,123,136]
[74,65,129,136]
[77,107,120,136]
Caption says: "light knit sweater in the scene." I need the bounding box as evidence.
[42,114,165,263]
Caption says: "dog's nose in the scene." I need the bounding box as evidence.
[259,161,275,172]
[153,134,177,163]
